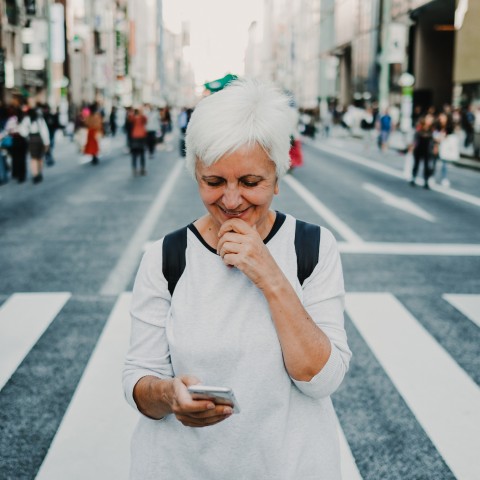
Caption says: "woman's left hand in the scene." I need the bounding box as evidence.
[217,218,282,290]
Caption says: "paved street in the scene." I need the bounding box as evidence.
[0,131,479,480]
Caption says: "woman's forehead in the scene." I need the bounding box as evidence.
[196,145,276,176]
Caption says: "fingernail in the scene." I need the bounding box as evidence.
[208,403,215,410]
[224,407,233,415]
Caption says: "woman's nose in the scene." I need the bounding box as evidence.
[222,185,241,209]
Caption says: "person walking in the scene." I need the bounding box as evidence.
[109,106,117,137]
[435,113,459,188]
[83,103,103,165]
[145,105,160,158]
[377,108,392,152]
[5,108,28,183]
[411,114,434,189]
[123,80,351,480]
[42,104,60,166]
[462,104,475,149]
[20,107,50,184]
[130,108,147,176]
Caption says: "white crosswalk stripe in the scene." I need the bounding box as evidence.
[0,292,71,391]
[1,290,478,479]
[35,293,138,480]
[443,294,480,328]
[345,293,480,480]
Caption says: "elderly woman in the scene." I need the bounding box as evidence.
[123,80,351,479]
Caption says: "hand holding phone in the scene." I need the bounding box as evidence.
[188,385,241,413]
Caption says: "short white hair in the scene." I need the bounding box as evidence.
[185,79,292,178]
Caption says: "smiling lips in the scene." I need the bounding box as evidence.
[219,205,250,217]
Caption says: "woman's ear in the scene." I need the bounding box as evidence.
[274,178,279,195]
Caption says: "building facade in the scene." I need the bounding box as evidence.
[261,0,479,124]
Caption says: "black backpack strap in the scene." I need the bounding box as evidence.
[162,226,188,296]
[294,219,321,286]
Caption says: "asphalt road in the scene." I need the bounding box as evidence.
[0,131,479,480]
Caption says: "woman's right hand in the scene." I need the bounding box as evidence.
[169,376,234,427]
[133,375,233,427]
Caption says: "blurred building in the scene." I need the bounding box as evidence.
[0,0,54,106]
[0,0,195,119]
[260,0,479,121]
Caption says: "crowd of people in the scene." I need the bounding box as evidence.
[316,101,477,188]
[73,103,173,177]
[1,92,476,189]
[0,103,61,185]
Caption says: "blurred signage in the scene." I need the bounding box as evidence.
[94,54,107,88]
[21,27,34,44]
[50,3,65,63]
[22,53,45,70]
[387,23,406,64]
[24,0,36,15]
[5,60,15,88]
[22,70,45,86]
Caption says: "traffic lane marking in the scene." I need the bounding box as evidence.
[362,182,436,222]
[0,292,71,391]
[345,293,480,480]
[443,294,480,328]
[309,141,480,208]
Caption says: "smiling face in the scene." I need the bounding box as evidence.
[195,143,279,237]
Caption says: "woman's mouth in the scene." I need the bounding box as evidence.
[219,205,249,217]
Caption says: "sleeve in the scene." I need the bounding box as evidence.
[122,239,175,411]
[18,117,30,138]
[39,119,50,146]
[291,228,352,399]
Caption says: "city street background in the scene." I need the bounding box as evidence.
[0,128,479,479]
[1,0,480,479]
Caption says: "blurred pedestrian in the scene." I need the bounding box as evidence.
[360,107,376,150]
[178,107,192,156]
[0,105,12,184]
[42,104,60,166]
[411,114,434,189]
[123,79,351,480]
[109,106,117,137]
[21,107,50,184]
[377,108,392,152]
[6,108,28,183]
[83,103,103,165]
[462,104,475,149]
[435,113,459,188]
[145,105,160,158]
[124,107,134,153]
[130,108,147,176]
[160,105,172,142]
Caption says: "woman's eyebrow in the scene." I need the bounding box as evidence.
[239,174,263,180]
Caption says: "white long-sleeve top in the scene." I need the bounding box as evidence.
[19,116,50,146]
[123,212,351,480]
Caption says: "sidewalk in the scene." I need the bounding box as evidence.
[324,125,480,171]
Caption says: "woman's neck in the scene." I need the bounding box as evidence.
[194,211,276,249]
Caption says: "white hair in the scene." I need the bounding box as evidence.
[185,79,293,178]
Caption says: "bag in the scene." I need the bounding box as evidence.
[289,139,304,168]
[439,134,460,162]
[403,151,414,179]
[1,135,13,148]
[162,216,321,296]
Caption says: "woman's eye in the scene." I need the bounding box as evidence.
[206,180,223,187]
[242,180,259,187]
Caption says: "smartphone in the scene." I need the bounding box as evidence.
[187,385,241,414]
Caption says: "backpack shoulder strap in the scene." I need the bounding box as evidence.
[162,226,188,296]
[294,219,321,285]
[162,220,320,294]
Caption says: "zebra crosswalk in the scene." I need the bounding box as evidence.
[0,292,478,480]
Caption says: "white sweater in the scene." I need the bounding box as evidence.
[123,213,352,480]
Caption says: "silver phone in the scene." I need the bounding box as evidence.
[187,385,241,413]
